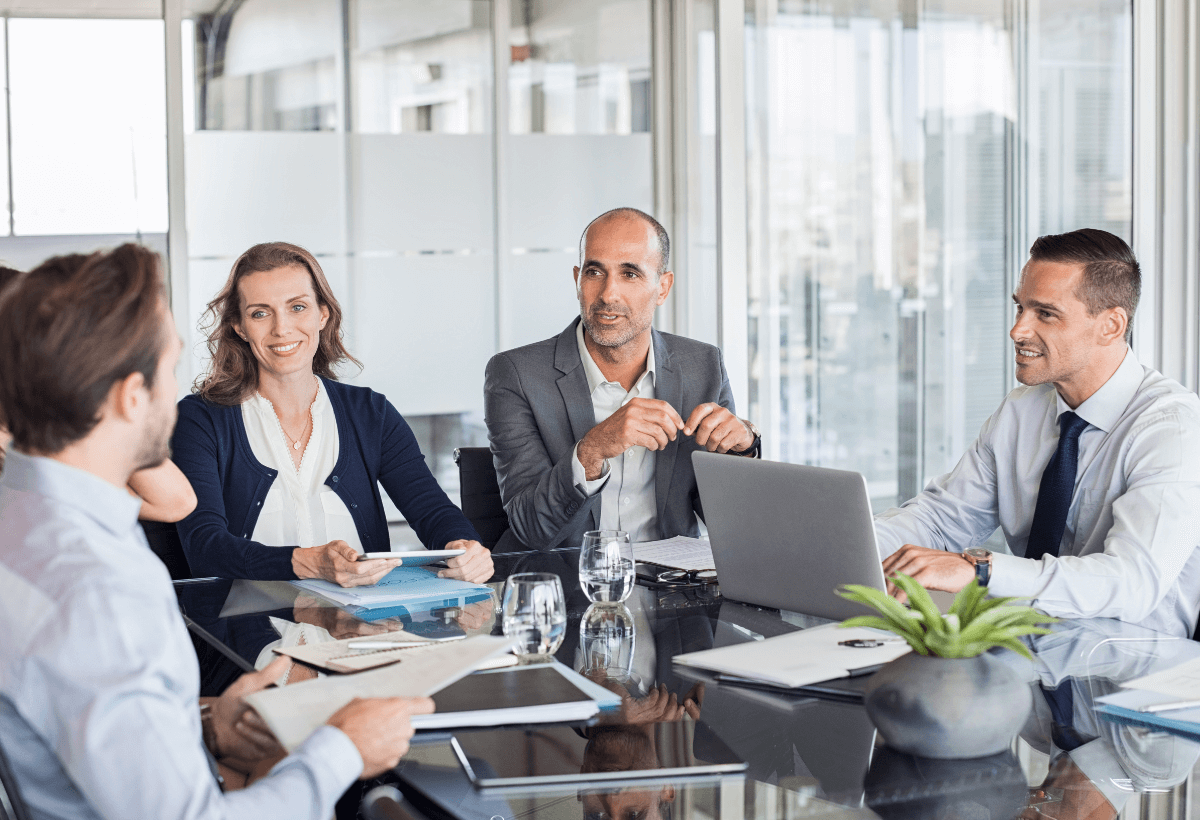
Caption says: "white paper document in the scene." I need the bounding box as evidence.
[633,536,715,572]
[245,635,515,751]
[673,623,911,689]
[1122,655,1200,700]
[275,631,470,673]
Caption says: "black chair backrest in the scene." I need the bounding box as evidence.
[140,520,193,580]
[453,447,510,550]
[0,735,31,820]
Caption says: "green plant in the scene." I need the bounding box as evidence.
[837,575,1056,660]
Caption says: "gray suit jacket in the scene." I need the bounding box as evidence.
[484,318,738,551]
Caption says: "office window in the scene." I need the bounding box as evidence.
[0,18,168,271]
[744,0,1132,513]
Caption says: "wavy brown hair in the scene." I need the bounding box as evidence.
[195,242,360,405]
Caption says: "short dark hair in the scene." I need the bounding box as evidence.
[1027,229,1140,342]
[579,207,671,275]
[0,245,167,455]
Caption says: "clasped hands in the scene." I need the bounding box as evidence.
[292,539,494,588]
[882,544,975,603]
[577,399,754,481]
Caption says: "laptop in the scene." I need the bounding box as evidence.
[693,451,924,621]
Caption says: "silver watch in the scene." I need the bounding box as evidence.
[963,548,992,587]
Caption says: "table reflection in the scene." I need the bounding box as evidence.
[174,549,1200,820]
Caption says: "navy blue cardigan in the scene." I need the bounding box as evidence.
[171,378,480,580]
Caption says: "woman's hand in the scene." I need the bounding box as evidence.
[292,540,400,587]
[438,540,494,584]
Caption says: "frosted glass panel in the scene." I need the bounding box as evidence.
[507,134,652,250]
[502,252,584,351]
[353,135,493,252]
[184,132,346,257]
[349,255,495,416]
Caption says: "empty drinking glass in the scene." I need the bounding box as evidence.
[501,572,567,661]
[579,530,635,604]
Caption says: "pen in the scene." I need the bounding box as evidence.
[1138,698,1200,714]
[345,640,427,651]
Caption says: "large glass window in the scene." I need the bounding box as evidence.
[744,0,1132,514]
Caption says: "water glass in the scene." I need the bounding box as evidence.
[580,603,636,683]
[501,572,567,661]
[579,530,635,604]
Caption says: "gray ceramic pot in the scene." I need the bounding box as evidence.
[863,651,1031,759]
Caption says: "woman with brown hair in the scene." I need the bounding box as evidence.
[171,242,492,586]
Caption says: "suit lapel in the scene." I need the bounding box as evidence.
[555,318,597,450]
[653,328,681,523]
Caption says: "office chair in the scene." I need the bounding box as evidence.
[361,786,431,820]
[0,736,31,820]
[453,447,510,550]
[140,520,193,580]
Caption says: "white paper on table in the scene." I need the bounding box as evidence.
[1122,655,1200,699]
[245,635,515,751]
[673,623,911,689]
[632,536,715,572]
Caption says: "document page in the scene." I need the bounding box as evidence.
[1122,655,1200,700]
[245,635,515,751]
[291,567,491,607]
[633,536,715,572]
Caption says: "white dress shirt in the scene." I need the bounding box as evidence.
[0,450,362,820]
[570,321,660,542]
[242,379,363,553]
[875,349,1200,636]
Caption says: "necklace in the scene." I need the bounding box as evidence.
[282,412,312,451]
[260,377,319,453]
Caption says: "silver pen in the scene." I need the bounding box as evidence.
[1138,698,1200,714]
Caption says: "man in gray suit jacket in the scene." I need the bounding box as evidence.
[484,208,760,551]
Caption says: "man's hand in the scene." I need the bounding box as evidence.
[438,540,494,583]
[327,696,436,779]
[577,398,685,480]
[208,656,289,763]
[881,544,974,603]
[292,540,400,588]
[683,403,755,454]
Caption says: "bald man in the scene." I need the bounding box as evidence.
[484,208,760,551]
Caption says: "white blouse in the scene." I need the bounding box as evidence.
[241,379,364,554]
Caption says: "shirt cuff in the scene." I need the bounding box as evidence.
[283,724,363,785]
[572,442,610,494]
[986,552,1045,599]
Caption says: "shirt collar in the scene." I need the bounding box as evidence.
[575,320,657,395]
[1055,347,1143,433]
[0,449,142,536]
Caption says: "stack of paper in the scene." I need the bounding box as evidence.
[292,567,492,621]
[246,635,516,751]
[633,535,715,572]
[1096,655,1200,740]
[674,623,911,689]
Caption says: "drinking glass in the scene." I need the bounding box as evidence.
[579,530,635,604]
[580,602,636,682]
[501,572,567,661]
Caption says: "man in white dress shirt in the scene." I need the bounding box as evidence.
[485,208,761,550]
[876,229,1200,637]
[0,245,433,820]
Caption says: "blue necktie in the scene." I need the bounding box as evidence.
[1026,411,1090,561]
[1040,681,1091,752]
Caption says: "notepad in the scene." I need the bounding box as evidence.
[673,623,911,689]
[633,535,715,572]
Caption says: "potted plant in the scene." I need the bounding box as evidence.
[838,574,1056,759]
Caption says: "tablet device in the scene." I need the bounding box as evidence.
[356,549,466,565]
[450,716,746,789]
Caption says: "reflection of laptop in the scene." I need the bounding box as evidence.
[694,452,946,620]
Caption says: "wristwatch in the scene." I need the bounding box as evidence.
[963,548,992,587]
[731,420,761,458]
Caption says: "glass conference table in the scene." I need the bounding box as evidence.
[175,548,1200,820]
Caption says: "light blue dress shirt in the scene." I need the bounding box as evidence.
[0,451,363,820]
[875,349,1200,637]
